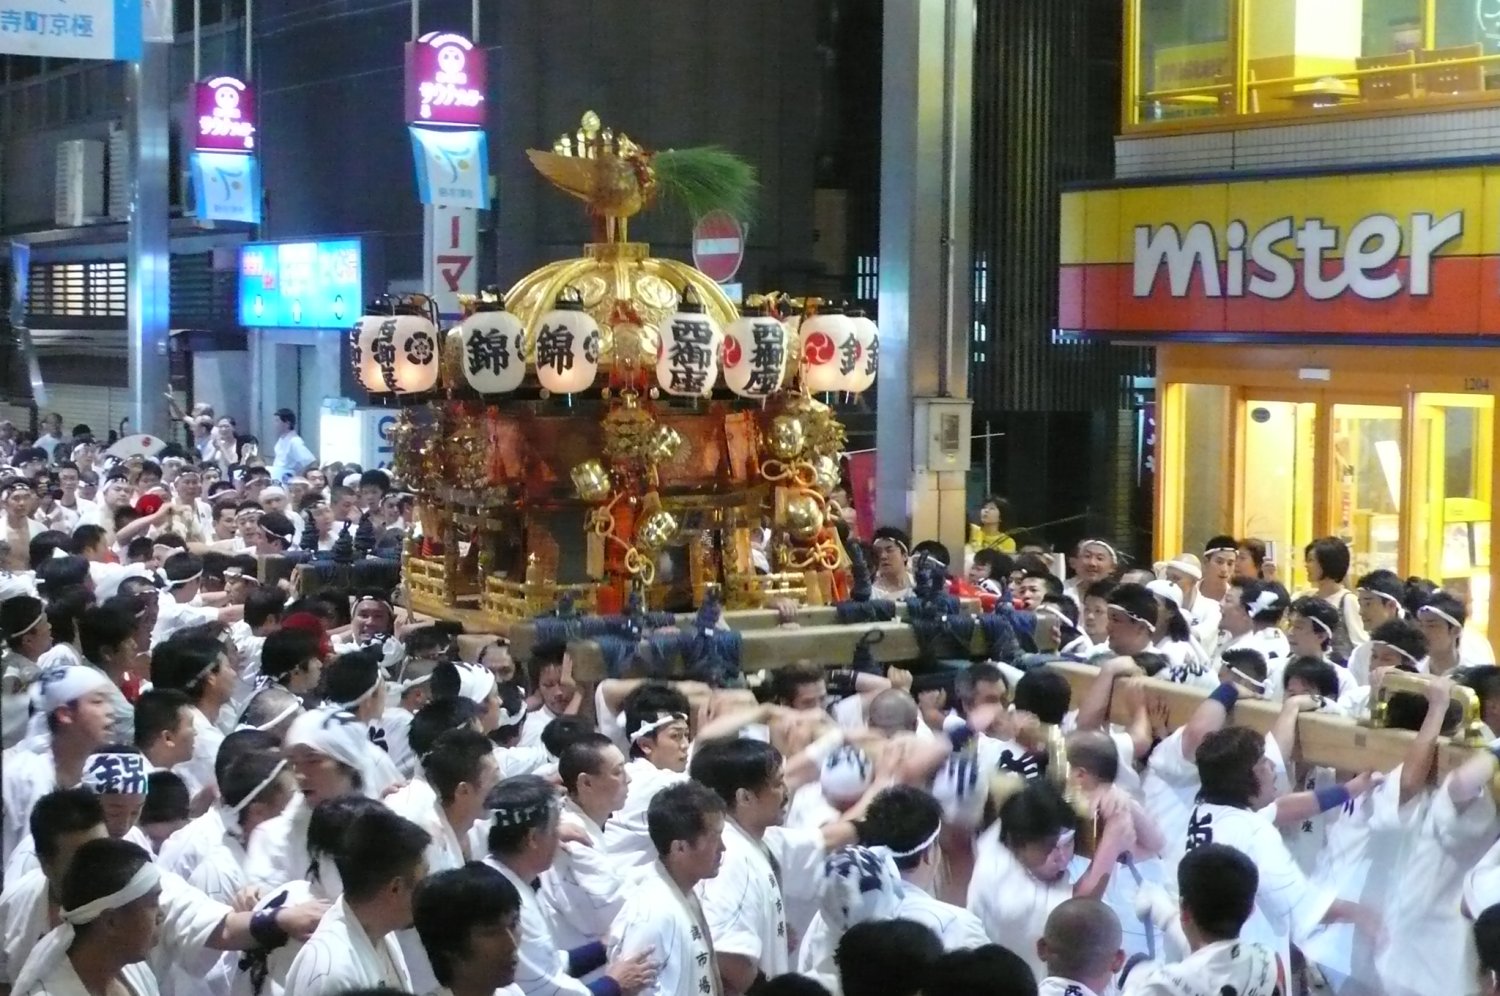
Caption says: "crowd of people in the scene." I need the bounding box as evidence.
[1,407,1500,996]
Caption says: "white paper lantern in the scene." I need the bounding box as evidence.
[846,310,879,394]
[390,315,441,394]
[352,315,397,393]
[459,305,527,394]
[656,286,722,397]
[722,310,787,398]
[534,288,600,395]
[799,306,856,394]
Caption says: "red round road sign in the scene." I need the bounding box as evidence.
[692,210,745,284]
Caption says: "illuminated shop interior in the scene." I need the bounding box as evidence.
[1157,343,1498,643]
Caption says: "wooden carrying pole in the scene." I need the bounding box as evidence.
[558,623,1479,778]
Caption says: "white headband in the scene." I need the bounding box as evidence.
[1244,589,1281,618]
[1204,546,1237,557]
[1358,586,1405,614]
[1106,604,1154,629]
[1078,539,1117,560]
[37,665,112,713]
[454,663,497,706]
[1228,667,1268,693]
[7,606,45,639]
[337,673,385,710]
[61,862,161,925]
[392,671,434,695]
[1303,614,1333,640]
[1418,604,1463,630]
[227,760,290,815]
[629,711,687,744]
[235,699,303,733]
[885,826,942,860]
[1034,603,1070,625]
[163,570,203,589]
[1373,640,1422,667]
[1163,558,1202,581]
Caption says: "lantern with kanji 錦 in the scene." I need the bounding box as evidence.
[846,309,879,394]
[656,285,722,398]
[798,304,856,394]
[459,303,527,395]
[534,287,600,395]
[722,306,787,399]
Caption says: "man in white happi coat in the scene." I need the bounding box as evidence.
[244,707,399,889]
[793,846,905,991]
[604,686,695,867]
[411,864,524,996]
[541,733,632,949]
[1167,725,1377,978]
[609,781,728,996]
[181,753,295,996]
[158,729,282,881]
[284,808,430,996]
[1373,706,1500,996]
[2,664,114,866]
[862,785,989,950]
[388,728,499,993]
[7,746,155,881]
[150,627,239,802]
[11,838,163,996]
[480,775,656,996]
[1124,844,1284,996]
[690,737,881,994]
[4,787,326,993]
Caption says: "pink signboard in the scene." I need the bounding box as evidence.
[405,32,486,127]
[191,76,256,154]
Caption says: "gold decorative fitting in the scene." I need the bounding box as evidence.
[766,414,806,461]
[572,459,613,503]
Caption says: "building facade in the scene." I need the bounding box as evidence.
[1062,0,1500,645]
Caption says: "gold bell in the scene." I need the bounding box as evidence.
[647,424,684,463]
[783,492,825,542]
[767,415,806,461]
[812,454,841,494]
[636,509,680,552]
[571,460,612,503]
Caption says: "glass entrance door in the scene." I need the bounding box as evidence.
[1330,404,1404,580]
[1411,394,1495,642]
[1240,398,1317,591]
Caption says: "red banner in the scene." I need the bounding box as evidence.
[846,451,877,543]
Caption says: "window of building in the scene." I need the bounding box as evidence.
[1128,0,1500,129]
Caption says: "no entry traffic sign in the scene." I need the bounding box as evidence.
[692,210,745,284]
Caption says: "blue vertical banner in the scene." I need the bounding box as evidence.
[0,0,142,60]
[409,126,489,208]
[191,151,262,223]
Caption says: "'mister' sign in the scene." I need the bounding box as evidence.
[1058,165,1500,338]
[1133,212,1463,301]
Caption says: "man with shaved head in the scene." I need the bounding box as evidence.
[1036,898,1124,996]
[866,687,920,736]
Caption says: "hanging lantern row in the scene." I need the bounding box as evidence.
[352,287,879,398]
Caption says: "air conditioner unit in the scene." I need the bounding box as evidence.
[55,139,106,227]
[107,125,129,220]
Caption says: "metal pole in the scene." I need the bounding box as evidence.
[244,0,253,78]
[126,40,173,438]
[985,419,992,492]
[192,0,201,81]
[411,0,420,40]
[471,0,479,40]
